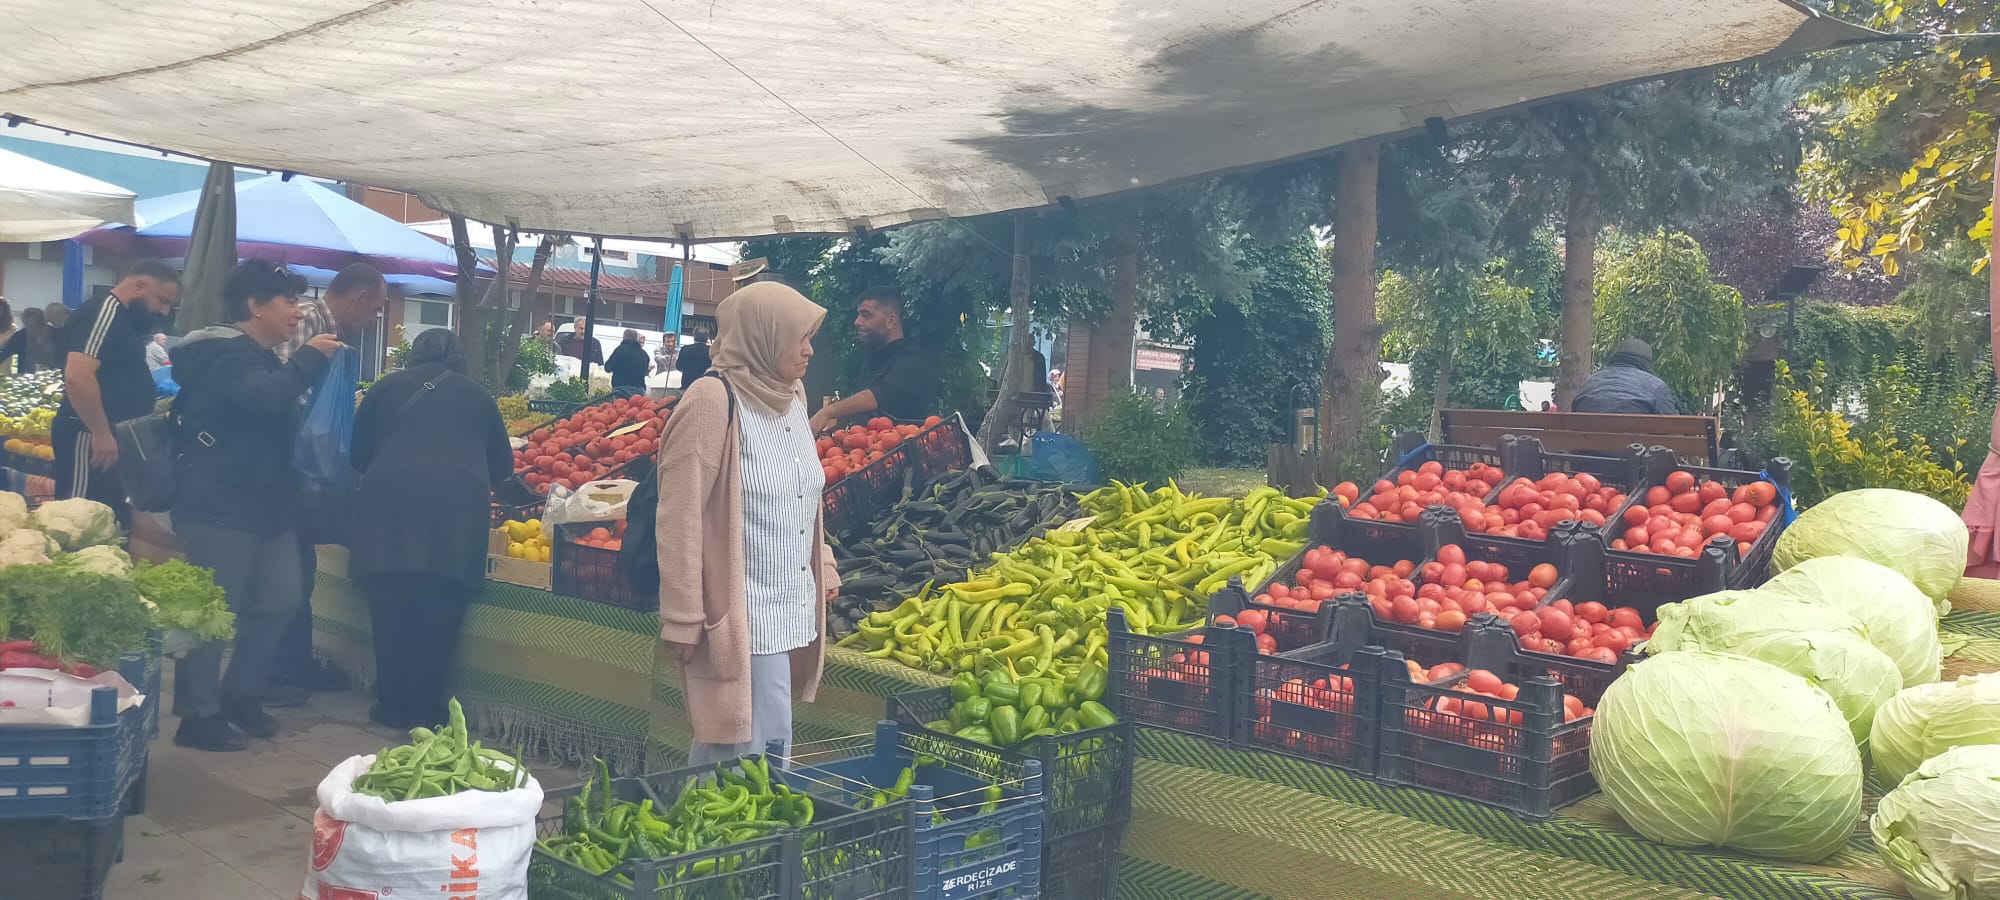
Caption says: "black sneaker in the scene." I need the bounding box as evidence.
[222,698,280,738]
[173,715,247,752]
[262,684,310,708]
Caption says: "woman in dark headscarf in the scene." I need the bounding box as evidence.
[349,328,513,728]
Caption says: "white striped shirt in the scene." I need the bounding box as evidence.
[737,396,822,655]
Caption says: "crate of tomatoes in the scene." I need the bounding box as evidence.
[512,394,672,496]
[1334,443,1507,544]
[1604,449,1793,591]
[820,415,969,540]
[550,521,648,609]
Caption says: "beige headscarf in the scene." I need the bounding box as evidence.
[710,282,826,416]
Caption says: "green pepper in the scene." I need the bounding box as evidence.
[924,719,953,734]
[1043,679,1071,711]
[982,668,1015,689]
[984,682,1021,707]
[1077,700,1118,730]
[950,672,982,702]
[961,696,993,724]
[954,725,994,744]
[1017,682,1045,712]
[1021,705,1049,735]
[989,705,1022,746]
[1073,662,1107,703]
[948,701,970,731]
[1056,708,1079,731]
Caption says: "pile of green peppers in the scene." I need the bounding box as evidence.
[934,665,1117,747]
[837,482,1315,680]
[538,756,813,886]
[351,699,526,801]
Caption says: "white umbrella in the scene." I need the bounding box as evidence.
[0,146,136,242]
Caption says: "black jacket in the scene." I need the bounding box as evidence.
[169,326,330,533]
[605,339,650,389]
[675,341,711,386]
[348,363,513,587]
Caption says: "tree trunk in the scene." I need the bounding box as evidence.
[1555,186,1596,409]
[1103,222,1139,397]
[978,215,1034,454]
[459,224,518,389]
[1429,339,1453,441]
[488,234,560,394]
[1317,145,1383,486]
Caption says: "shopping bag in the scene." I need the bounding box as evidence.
[302,754,542,900]
[294,346,357,491]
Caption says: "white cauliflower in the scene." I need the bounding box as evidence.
[0,491,28,539]
[64,544,133,577]
[0,528,56,566]
[31,498,119,551]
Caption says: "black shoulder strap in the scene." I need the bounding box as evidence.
[706,371,737,428]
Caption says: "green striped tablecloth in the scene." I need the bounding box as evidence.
[314,557,2000,900]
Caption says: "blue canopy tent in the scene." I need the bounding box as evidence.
[82,174,460,279]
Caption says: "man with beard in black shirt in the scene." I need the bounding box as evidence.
[809,286,930,432]
[55,259,180,526]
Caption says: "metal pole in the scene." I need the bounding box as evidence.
[582,236,603,383]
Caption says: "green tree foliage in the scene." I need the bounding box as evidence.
[1788,302,1916,394]
[1767,363,1977,509]
[1805,0,1999,276]
[1080,393,1197,485]
[1593,232,1748,413]
[1379,263,1540,420]
[1895,242,1994,369]
[1174,238,1333,466]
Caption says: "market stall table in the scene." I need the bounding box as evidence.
[311,550,2000,900]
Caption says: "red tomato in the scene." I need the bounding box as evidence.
[1435,609,1468,632]
[1389,596,1420,623]
[1581,647,1620,664]
[1527,563,1559,589]
[1537,607,1575,641]
[1608,607,1644,630]
[1744,481,1777,507]
[1235,609,1270,635]
[1436,544,1467,566]
[1665,471,1696,494]
[1575,601,1608,624]
[1509,611,1542,637]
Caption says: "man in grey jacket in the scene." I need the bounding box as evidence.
[1571,338,1679,415]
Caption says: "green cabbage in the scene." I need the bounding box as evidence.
[1591,651,1863,862]
[1645,590,1866,655]
[1870,744,2000,900]
[1762,556,1941,688]
[1725,630,1902,744]
[1772,489,1968,615]
[1872,673,2000,786]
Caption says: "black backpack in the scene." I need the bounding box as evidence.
[623,373,734,595]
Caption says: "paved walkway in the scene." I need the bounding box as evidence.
[102,662,579,900]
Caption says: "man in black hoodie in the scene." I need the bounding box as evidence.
[1571,338,1680,415]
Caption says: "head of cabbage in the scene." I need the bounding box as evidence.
[1772,489,1967,615]
[1646,590,1866,654]
[1761,556,1941,689]
[1870,744,2000,900]
[1592,651,1863,861]
[1871,673,2000,787]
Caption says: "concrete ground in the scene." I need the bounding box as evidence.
[99,661,579,900]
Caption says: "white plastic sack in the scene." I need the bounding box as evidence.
[302,754,544,900]
[541,478,638,539]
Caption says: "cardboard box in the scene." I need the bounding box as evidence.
[487,528,552,590]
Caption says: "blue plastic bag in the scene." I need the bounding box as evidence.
[1029,431,1100,485]
[152,364,179,397]
[293,346,357,490]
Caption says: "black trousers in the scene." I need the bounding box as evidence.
[363,574,470,728]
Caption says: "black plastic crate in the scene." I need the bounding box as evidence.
[822,418,973,541]
[1041,815,1129,900]
[1602,449,1795,592]
[551,522,647,610]
[1453,611,1633,711]
[1240,623,1382,775]
[0,812,124,900]
[530,754,908,900]
[785,723,1044,900]
[1473,436,1648,549]
[1105,607,1254,741]
[886,687,1132,839]
[1343,442,1509,542]
[1371,645,1596,820]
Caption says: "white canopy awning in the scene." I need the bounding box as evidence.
[0,146,136,242]
[0,1,1872,241]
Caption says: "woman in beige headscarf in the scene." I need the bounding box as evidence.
[654,282,839,763]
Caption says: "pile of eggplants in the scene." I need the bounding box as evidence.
[828,467,1082,637]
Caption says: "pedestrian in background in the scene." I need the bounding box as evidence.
[0,306,59,374]
[348,328,513,729]
[675,325,712,387]
[168,259,337,751]
[606,328,652,398]
[656,282,839,763]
